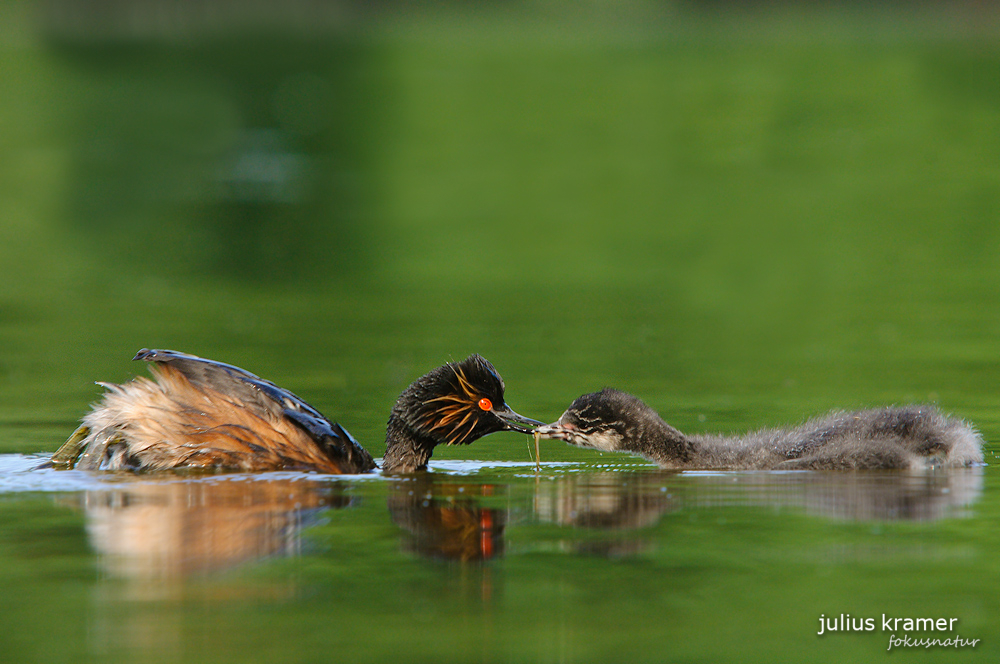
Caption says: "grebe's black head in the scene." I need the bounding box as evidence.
[392,354,542,447]
[536,388,654,452]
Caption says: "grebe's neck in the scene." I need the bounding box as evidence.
[628,415,696,467]
[382,415,436,474]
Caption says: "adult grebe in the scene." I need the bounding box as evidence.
[536,388,983,470]
[48,349,541,474]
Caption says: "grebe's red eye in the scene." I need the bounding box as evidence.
[478,398,492,411]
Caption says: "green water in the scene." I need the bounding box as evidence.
[2,3,1000,662]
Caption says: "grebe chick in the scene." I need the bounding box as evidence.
[536,389,983,470]
[50,350,541,474]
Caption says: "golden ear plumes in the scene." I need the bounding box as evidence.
[422,364,483,446]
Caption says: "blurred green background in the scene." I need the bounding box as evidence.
[4,1,998,455]
[1,3,1000,661]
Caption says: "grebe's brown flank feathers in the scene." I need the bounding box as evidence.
[381,354,542,473]
[135,349,376,472]
[54,349,376,473]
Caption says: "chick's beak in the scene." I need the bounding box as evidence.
[534,419,574,441]
[494,405,544,434]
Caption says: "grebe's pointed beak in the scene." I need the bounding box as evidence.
[494,406,544,434]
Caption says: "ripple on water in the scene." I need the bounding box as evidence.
[426,460,578,476]
[0,454,110,493]
[0,454,389,493]
[0,455,576,492]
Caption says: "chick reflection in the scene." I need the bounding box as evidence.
[528,467,983,557]
[534,472,674,530]
[534,467,982,528]
[683,467,984,521]
[388,477,505,562]
[533,472,675,557]
[79,477,348,579]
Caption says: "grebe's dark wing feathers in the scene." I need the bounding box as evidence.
[282,410,375,471]
[134,349,374,469]
[134,349,263,387]
[134,348,324,419]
